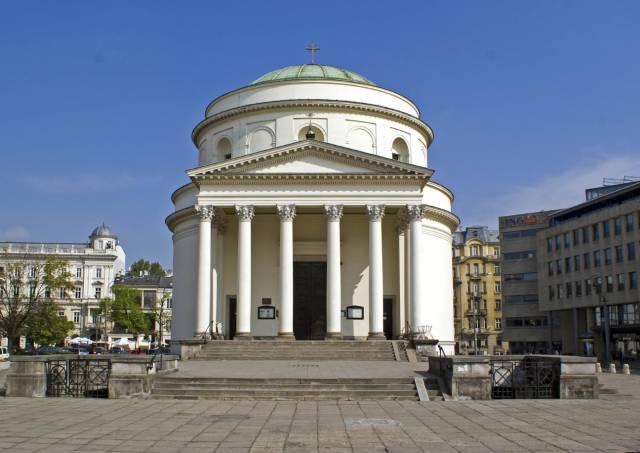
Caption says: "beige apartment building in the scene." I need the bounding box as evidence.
[537,181,640,364]
[452,226,506,355]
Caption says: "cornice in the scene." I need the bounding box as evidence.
[192,99,434,147]
[166,206,197,232]
[426,180,455,203]
[422,205,460,232]
[192,174,427,186]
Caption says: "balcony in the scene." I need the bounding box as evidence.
[465,309,488,317]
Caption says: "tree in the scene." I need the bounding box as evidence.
[150,293,172,346]
[26,299,75,346]
[0,256,74,352]
[129,259,166,277]
[108,286,149,335]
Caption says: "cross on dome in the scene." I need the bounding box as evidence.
[305,42,320,63]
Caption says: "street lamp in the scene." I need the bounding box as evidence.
[593,281,612,366]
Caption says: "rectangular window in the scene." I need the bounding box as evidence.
[503,251,535,260]
[594,250,601,267]
[557,283,563,299]
[572,229,579,246]
[59,288,66,299]
[628,242,636,261]
[582,226,590,243]
[555,235,561,250]
[495,282,502,293]
[471,245,480,256]
[566,282,572,298]
[565,257,572,273]
[548,262,554,276]
[615,245,624,263]
[473,263,479,277]
[548,285,555,300]
[583,252,591,269]
[595,276,603,293]
[564,232,571,249]
[604,248,612,265]
[626,213,634,232]
[73,311,80,324]
[76,267,82,278]
[556,259,562,274]
[603,220,611,238]
[617,273,625,291]
[494,264,501,275]
[96,267,102,278]
[575,281,582,296]
[495,299,501,310]
[74,287,81,299]
[606,275,613,293]
[547,237,553,253]
[585,279,592,296]
[58,311,65,318]
[592,224,600,240]
[630,272,638,290]
[495,318,502,329]
[504,272,538,281]
[574,255,581,271]
[614,217,622,236]
[95,287,102,299]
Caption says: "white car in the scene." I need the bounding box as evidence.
[0,346,9,361]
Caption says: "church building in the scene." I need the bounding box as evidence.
[166,62,459,352]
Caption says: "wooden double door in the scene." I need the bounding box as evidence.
[293,262,327,340]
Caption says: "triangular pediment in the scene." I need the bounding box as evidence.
[187,140,433,181]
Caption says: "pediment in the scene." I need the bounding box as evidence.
[187,140,433,181]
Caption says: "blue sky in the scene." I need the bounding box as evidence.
[1,1,639,268]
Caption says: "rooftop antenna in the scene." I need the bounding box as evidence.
[305,42,320,64]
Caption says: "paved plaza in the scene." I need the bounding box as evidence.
[0,373,638,453]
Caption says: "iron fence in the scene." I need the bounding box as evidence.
[491,359,558,399]
[46,358,111,398]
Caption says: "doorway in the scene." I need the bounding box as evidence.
[227,297,237,339]
[293,262,327,340]
[383,298,394,339]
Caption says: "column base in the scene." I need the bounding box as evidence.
[234,332,252,340]
[368,332,386,340]
[325,332,342,340]
[277,332,295,340]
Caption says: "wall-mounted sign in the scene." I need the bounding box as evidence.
[346,305,364,320]
[257,305,276,320]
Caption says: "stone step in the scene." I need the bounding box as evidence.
[155,377,412,385]
[150,393,419,401]
[153,383,416,391]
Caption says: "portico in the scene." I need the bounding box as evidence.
[191,200,432,341]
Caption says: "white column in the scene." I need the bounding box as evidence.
[397,224,406,337]
[235,205,255,339]
[325,205,343,339]
[408,205,426,333]
[195,205,215,337]
[215,221,226,335]
[277,205,296,339]
[210,222,218,328]
[367,205,385,340]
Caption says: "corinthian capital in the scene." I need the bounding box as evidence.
[366,205,386,222]
[235,205,255,222]
[324,205,343,221]
[195,205,215,222]
[277,204,296,221]
[406,204,426,222]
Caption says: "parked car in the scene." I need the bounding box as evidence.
[0,346,9,361]
[147,346,171,355]
[109,347,127,354]
[69,346,90,356]
[93,346,107,355]
[35,345,70,355]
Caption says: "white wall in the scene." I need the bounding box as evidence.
[171,219,199,341]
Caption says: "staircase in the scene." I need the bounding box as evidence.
[151,377,419,400]
[192,340,403,361]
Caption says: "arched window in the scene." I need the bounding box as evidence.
[217,137,232,160]
[298,125,325,141]
[391,138,409,162]
[347,127,374,153]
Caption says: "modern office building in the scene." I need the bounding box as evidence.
[452,226,505,355]
[537,181,640,363]
[499,211,560,354]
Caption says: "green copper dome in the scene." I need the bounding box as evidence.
[251,64,375,86]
